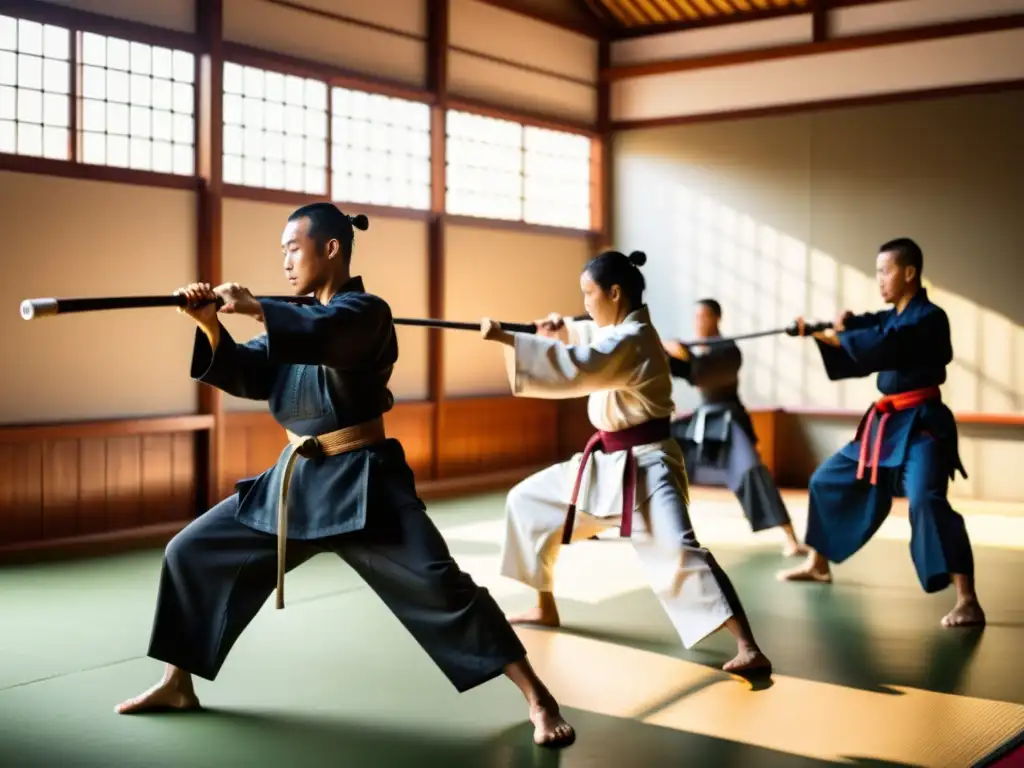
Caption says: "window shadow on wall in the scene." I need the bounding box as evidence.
[651,189,1022,417]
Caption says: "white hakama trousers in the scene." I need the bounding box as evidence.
[500,457,735,649]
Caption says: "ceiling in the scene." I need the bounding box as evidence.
[581,0,813,34]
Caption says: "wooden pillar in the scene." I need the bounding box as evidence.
[563,35,614,460]
[427,0,449,480]
[590,36,612,252]
[812,0,830,43]
[195,0,224,508]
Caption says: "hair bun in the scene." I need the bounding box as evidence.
[350,214,369,231]
[628,250,647,267]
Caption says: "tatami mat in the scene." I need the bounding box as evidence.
[1,489,1021,767]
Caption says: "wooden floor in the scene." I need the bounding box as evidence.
[1,488,1022,767]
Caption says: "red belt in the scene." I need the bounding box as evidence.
[562,417,671,544]
[856,386,940,485]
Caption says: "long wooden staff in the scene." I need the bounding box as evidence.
[19,294,307,319]
[20,295,828,341]
[19,294,588,333]
[678,320,834,347]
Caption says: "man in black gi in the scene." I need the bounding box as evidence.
[663,298,806,557]
[115,203,575,748]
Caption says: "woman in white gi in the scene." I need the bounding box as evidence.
[480,249,771,675]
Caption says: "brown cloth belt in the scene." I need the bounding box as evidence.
[275,416,386,609]
[562,417,672,545]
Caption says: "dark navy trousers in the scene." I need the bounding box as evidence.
[805,433,974,593]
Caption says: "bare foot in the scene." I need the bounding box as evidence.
[115,679,200,714]
[723,647,772,676]
[781,542,809,557]
[530,699,576,748]
[941,599,986,628]
[507,606,560,628]
[777,559,832,583]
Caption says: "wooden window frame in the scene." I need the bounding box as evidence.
[1,0,201,190]
[0,0,609,512]
[1,1,605,238]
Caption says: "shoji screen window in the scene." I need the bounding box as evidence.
[331,87,431,210]
[445,110,523,221]
[0,15,70,159]
[78,33,195,174]
[522,126,591,230]
[222,62,328,194]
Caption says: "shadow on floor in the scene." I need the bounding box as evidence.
[0,705,922,768]
[537,538,1019,705]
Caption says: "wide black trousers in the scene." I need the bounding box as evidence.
[672,417,792,533]
[147,490,527,693]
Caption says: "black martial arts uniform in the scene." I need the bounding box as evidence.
[805,288,973,593]
[146,276,526,691]
[668,340,792,533]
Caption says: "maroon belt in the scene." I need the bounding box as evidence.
[562,417,672,544]
[856,385,941,485]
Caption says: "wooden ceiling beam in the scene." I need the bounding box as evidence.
[812,0,829,42]
[472,0,606,37]
[604,12,1024,77]
[609,1,809,38]
[576,0,621,30]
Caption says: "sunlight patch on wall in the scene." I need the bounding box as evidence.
[806,249,841,407]
[657,188,1023,420]
[980,310,1017,412]
[929,284,1023,414]
[930,285,981,413]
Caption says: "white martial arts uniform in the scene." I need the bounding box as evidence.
[499,306,735,648]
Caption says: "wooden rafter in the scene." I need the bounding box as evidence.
[579,0,813,36]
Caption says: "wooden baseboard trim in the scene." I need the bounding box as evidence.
[778,406,1024,427]
[679,406,1023,428]
[0,521,189,565]
[418,463,544,500]
[0,465,546,564]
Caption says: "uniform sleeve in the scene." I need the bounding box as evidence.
[837,308,953,374]
[258,295,392,369]
[564,317,597,346]
[190,325,278,401]
[843,310,888,331]
[688,345,741,388]
[667,356,692,381]
[815,339,868,381]
[504,326,637,400]
[815,310,891,379]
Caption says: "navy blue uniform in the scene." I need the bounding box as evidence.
[806,289,973,592]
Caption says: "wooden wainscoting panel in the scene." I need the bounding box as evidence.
[41,439,79,540]
[0,416,208,555]
[248,420,289,476]
[141,435,176,525]
[436,396,561,478]
[220,413,258,499]
[219,403,436,496]
[78,437,108,535]
[171,433,196,522]
[748,408,781,479]
[0,442,43,544]
[105,436,143,532]
[557,398,592,459]
[385,401,435,479]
